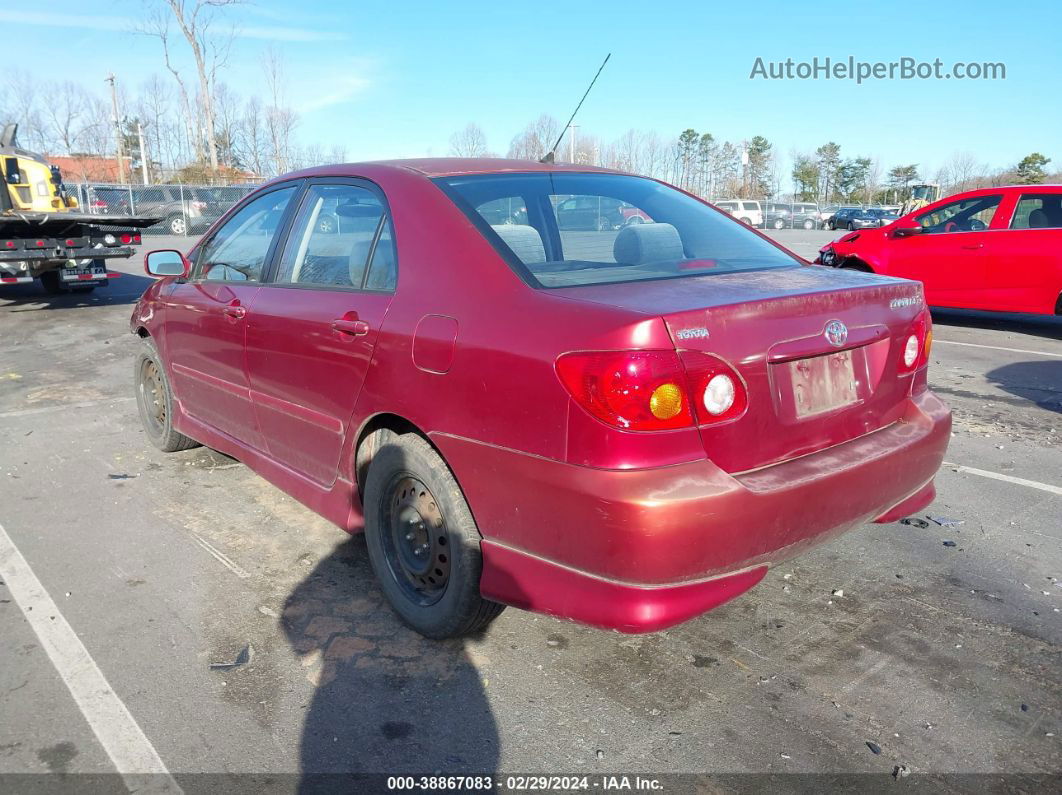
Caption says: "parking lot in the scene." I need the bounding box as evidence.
[1,229,1059,787]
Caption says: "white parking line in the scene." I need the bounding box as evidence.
[934,339,1062,358]
[191,532,252,579]
[0,520,182,792]
[944,462,1062,496]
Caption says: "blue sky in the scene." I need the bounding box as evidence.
[4,0,1060,178]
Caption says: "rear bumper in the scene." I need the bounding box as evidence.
[435,389,951,632]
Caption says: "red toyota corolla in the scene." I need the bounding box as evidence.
[131,159,951,638]
[817,185,1062,315]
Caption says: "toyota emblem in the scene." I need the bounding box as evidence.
[824,320,848,347]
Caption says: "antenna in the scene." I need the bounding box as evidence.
[540,53,611,164]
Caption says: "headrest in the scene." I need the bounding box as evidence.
[1028,209,1049,228]
[613,223,683,265]
[492,224,546,264]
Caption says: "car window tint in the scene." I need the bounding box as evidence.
[438,172,798,288]
[742,202,758,211]
[196,186,296,282]
[364,218,397,291]
[1011,194,1062,229]
[917,195,1001,234]
[277,184,384,288]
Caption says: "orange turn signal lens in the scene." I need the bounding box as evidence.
[649,383,683,420]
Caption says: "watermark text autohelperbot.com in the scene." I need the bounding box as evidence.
[750,56,1005,84]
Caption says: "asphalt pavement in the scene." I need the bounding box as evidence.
[1,231,1059,790]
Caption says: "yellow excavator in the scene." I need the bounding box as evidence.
[900,182,942,216]
[1,123,159,294]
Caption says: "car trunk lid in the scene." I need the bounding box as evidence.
[557,265,926,473]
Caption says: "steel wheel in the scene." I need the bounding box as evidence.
[139,359,167,437]
[381,474,451,606]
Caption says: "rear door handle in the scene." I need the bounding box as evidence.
[960,243,984,250]
[332,318,370,336]
[223,304,246,319]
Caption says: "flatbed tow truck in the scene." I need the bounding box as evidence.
[0,123,160,294]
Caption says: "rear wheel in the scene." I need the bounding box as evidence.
[772,218,785,230]
[167,215,187,235]
[738,216,752,225]
[363,433,504,638]
[847,221,857,231]
[134,339,199,452]
[803,218,816,230]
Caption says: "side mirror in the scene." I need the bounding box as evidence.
[144,249,189,278]
[893,221,923,237]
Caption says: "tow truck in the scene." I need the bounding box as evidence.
[1,123,160,294]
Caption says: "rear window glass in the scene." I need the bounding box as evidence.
[436,173,798,288]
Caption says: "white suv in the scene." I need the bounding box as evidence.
[714,199,763,227]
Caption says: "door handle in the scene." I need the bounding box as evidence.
[223,304,246,319]
[960,243,983,250]
[332,318,370,336]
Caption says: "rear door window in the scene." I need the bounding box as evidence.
[1010,194,1062,229]
[276,183,395,290]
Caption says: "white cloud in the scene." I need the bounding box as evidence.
[0,9,345,43]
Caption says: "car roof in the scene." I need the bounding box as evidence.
[278,158,624,180]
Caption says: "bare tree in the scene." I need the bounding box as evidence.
[263,47,298,175]
[142,1,239,173]
[238,95,266,177]
[449,123,488,157]
[507,114,560,161]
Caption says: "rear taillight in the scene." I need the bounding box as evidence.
[898,310,932,373]
[556,350,747,432]
[680,352,749,425]
[556,351,694,431]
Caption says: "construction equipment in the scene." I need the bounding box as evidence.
[900,182,941,216]
[1,123,160,294]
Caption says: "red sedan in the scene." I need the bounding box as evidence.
[817,185,1062,315]
[132,159,950,638]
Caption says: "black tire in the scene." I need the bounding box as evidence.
[772,218,785,230]
[738,216,752,225]
[363,432,504,639]
[134,339,199,453]
[848,221,857,231]
[40,271,64,295]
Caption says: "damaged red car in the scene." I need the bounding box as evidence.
[131,159,951,638]
[817,185,1062,315]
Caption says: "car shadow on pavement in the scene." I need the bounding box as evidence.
[0,273,154,311]
[986,360,1062,413]
[930,307,1062,340]
[281,534,501,789]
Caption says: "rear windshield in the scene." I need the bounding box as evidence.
[435,172,798,288]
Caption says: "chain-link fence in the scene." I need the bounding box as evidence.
[65,182,263,236]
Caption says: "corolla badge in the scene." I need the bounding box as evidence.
[824,320,848,347]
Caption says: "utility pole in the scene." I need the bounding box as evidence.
[105,74,126,185]
[137,121,150,185]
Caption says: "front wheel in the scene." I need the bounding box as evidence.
[134,340,200,452]
[363,433,504,639]
[848,221,857,231]
[803,219,816,230]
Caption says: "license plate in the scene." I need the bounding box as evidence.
[789,350,858,418]
[61,266,106,281]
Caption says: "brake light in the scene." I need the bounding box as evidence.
[556,351,695,431]
[898,310,932,373]
[556,350,748,431]
[120,233,133,244]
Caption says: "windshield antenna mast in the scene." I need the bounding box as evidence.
[540,53,611,164]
